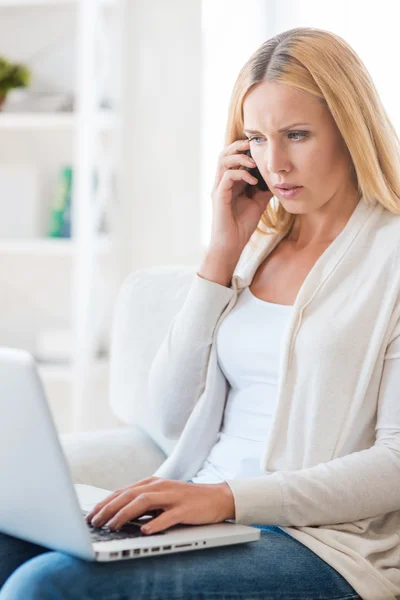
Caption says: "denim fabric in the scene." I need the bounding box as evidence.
[0,473,361,600]
[0,527,361,600]
[0,480,361,599]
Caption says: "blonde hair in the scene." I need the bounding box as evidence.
[225,27,400,235]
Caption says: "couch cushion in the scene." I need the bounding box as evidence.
[109,265,197,456]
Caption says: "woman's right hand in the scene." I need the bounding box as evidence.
[209,139,273,254]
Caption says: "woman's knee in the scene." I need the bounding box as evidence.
[0,531,48,591]
[0,552,86,600]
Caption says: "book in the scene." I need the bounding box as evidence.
[47,165,73,238]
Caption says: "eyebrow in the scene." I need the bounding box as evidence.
[243,122,312,134]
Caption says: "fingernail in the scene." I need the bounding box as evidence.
[105,519,117,529]
[141,525,151,533]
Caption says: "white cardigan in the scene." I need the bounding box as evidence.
[149,196,400,600]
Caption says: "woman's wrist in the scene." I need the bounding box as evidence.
[216,481,236,520]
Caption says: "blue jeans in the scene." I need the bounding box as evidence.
[0,526,361,599]
[0,479,361,599]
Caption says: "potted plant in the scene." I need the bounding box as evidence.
[0,55,31,110]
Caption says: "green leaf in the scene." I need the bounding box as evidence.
[0,55,31,91]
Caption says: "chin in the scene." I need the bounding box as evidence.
[278,200,309,214]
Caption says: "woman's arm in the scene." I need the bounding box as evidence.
[225,333,400,527]
[148,273,234,439]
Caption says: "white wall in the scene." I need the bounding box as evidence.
[271,0,400,133]
[123,0,203,272]
[122,0,281,270]
[200,0,274,247]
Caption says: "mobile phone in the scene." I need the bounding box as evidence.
[243,149,269,192]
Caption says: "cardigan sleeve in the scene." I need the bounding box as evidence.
[147,274,234,439]
[225,332,400,527]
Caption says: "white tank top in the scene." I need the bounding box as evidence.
[191,286,293,484]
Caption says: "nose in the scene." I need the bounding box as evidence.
[264,142,290,175]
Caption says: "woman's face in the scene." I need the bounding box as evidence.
[242,80,357,214]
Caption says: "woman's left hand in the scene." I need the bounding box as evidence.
[85,477,236,535]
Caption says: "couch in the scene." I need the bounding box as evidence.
[60,265,199,491]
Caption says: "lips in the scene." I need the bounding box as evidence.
[275,186,303,199]
[275,185,302,190]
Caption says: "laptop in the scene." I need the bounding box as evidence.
[0,347,260,562]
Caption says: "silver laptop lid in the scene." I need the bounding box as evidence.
[0,347,94,561]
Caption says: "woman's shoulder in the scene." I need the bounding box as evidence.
[374,203,400,251]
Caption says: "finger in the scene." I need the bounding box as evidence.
[85,489,125,522]
[219,169,258,191]
[126,476,160,488]
[90,488,143,527]
[214,140,251,187]
[223,153,256,171]
[140,507,183,535]
[105,492,173,530]
[87,478,162,525]
[91,487,160,528]
[119,476,160,494]
[221,139,250,157]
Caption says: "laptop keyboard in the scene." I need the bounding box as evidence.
[82,510,165,542]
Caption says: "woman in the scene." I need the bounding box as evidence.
[1,26,400,600]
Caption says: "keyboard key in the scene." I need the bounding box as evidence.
[83,510,165,541]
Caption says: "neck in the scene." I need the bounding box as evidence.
[285,190,360,249]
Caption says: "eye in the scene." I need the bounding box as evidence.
[248,136,263,145]
[287,131,309,141]
[248,131,309,144]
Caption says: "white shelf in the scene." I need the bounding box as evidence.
[1,0,125,432]
[0,236,111,255]
[0,1,115,7]
[0,111,119,131]
[0,0,75,5]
